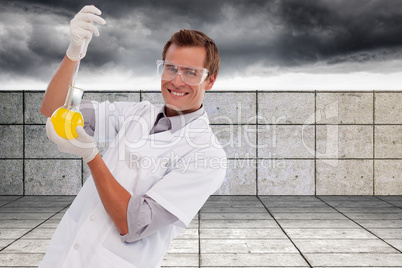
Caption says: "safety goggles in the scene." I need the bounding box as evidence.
[156,60,209,86]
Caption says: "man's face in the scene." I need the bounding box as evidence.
[161,44,216,117]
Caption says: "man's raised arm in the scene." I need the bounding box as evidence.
[41,5,106,117]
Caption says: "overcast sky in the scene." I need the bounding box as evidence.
[1,0,402,90]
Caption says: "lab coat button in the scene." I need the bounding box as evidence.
[90,215,96,221]
[73,243,79,250]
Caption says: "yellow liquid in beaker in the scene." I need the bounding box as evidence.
[51,107,84,139]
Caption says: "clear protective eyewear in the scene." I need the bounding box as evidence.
[156,60,209,86]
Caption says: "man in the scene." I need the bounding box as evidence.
[39,5,226,268]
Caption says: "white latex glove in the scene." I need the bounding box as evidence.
[66,5,106,61]
[46,118,99,163]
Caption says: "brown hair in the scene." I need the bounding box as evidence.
[162,29,220,78]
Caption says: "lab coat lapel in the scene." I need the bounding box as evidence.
[148,129,179,145]
[149,112,211,148]
[146,106,211,142]
[147,105,177,142]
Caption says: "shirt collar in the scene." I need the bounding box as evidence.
[157,105,205,133]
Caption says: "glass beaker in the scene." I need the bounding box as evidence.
[50,85,84,140]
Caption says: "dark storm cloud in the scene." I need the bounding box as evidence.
[213,0,402,74]
[1,0,402,85]
[0,1,71,78]
[274,0,402,63]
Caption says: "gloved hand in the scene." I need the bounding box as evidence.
[66,5,106,61]
[46,118,99,163]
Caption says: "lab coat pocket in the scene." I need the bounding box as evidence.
[135,160,168,195]
[93,246,137,268]
[125,147,169,193]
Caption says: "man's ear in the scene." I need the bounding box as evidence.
[204,73,217,91]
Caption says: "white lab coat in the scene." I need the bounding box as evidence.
[39,101,227,268]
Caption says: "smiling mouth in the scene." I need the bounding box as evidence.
[168,89,188,96]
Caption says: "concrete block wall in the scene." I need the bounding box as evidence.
[0,90,401,195]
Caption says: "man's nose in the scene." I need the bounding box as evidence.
[171,72,186,87]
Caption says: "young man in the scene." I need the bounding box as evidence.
[40,5,226,268]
